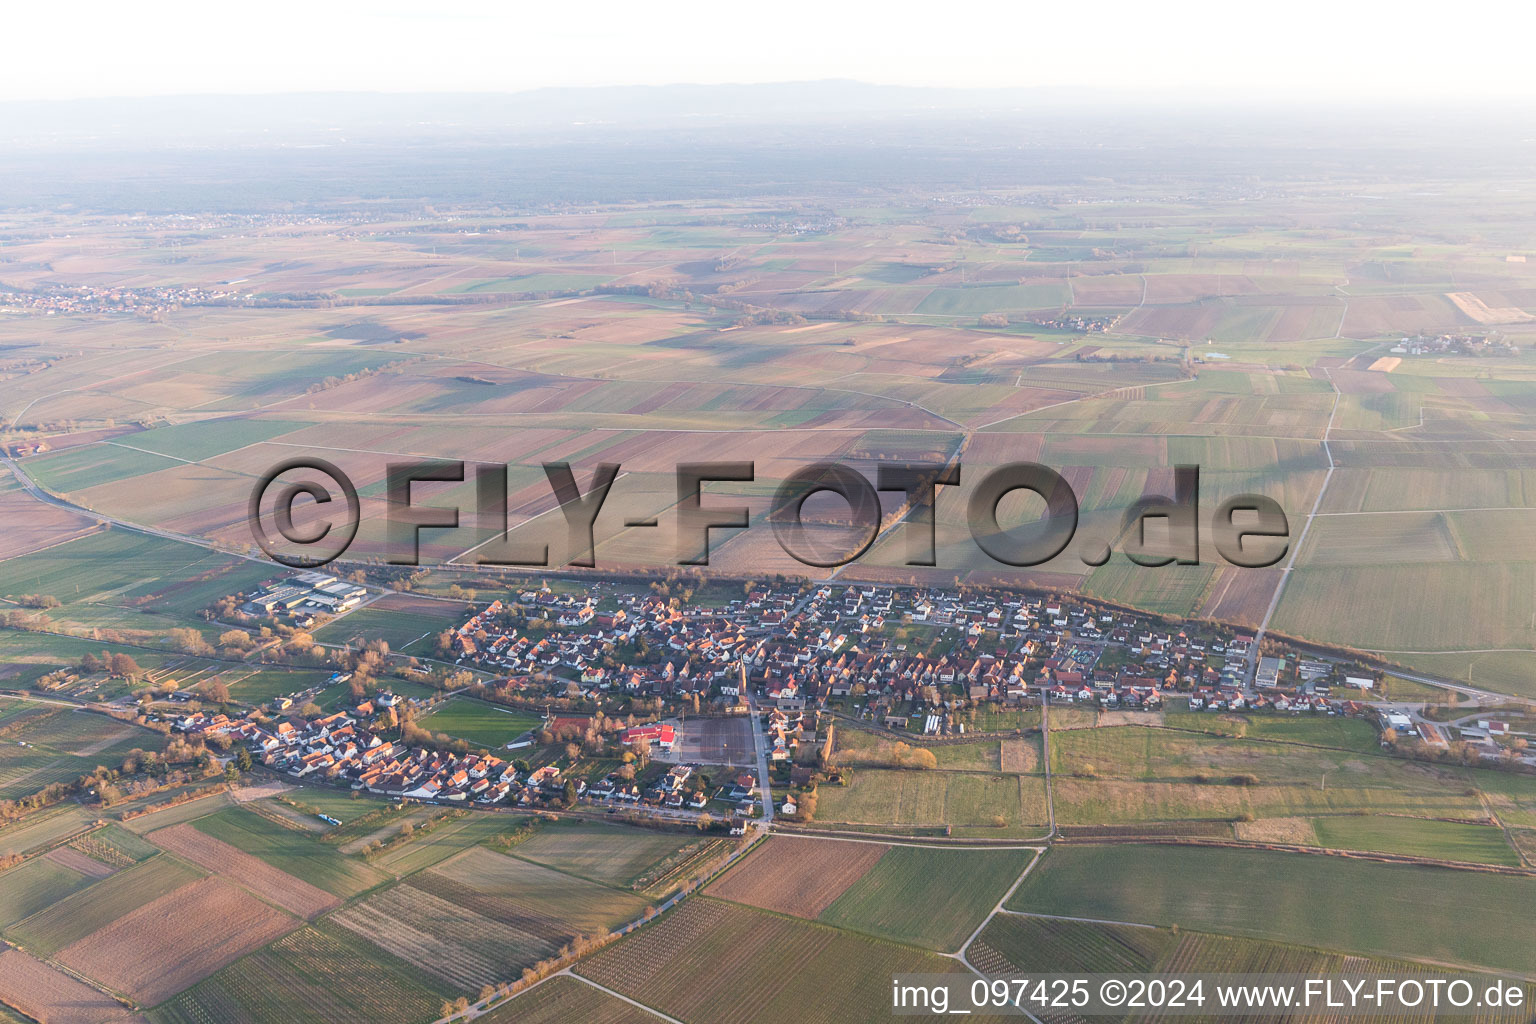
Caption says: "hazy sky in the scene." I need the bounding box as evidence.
[5,0,1532,103]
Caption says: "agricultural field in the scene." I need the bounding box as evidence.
[968,915,1177,976]
[0,704,158,801]
[56,875,298,1004]
[0,854,97,928]
[148,821,344,916]
[575,897,969,1024]
[810,768,1049,836]
[0,803,97,857]
[412,845,652,941]
[706,833,1036,951]
[0,947,146,1024]
[818,843,1037,951]
[414,696,542,749]
[184,806,388,899]
[1008,844,1536,974]
[328,882,555,992]
[508,818,704,889]
[313,604,462,653]
[5,855,203,956]
[476,975,660,1024]
[707,834,888,917]
[1310,815,1521,865]
[151,923,457,1024]
[364,810,526,875]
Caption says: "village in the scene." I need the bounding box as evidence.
[151,570,1536,830]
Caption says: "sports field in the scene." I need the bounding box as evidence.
[415,697,542,749]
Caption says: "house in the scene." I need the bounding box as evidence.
[620,723,676,752]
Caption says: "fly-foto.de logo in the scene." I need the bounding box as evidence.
[249,459,1288,571]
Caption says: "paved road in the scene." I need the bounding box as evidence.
[744,676,775,826]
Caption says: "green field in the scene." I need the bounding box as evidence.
[577,896,968,1024]
[450,273,614,293]
[414,845,651,939]
[367,811,526,875]
[811,769,1049,836]
[125,418,310,462]
[971,915,1177,975]
[1052,774,1486,825]
[819,845,1036,951]
[25,443,184,492]
[274,787,389,826]
[1164,711,1380,750]
[0,528,250,619]
[1008,844,1536,974]
[415,696,541,749]
[510,818,700,888]
[1311,815,1520,865]
[0,804,95,857]
[315,605,460,652]
[0,856,95,928]
[193,805,388,897]
[977,915,1534,1022]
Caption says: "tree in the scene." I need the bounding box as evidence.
[218,629,254,651]
[696,811,714,831]
[107,653,141,679]
[562,780,578,807]
[204,681,231,704]
[235,747,253,772]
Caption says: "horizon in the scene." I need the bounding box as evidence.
[5,0,1535,104]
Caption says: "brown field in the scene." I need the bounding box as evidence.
[1197,565,1283,627]
[1096,709,1165,728]
[1234,816,1319,845]
[706,836,888,918]
[147,823,339,918]
[1446,291,1535,324]
[226,779,294,804]
[45,845,118,879]
[1000,738,1038,773]
[329,882,552,992]
[0,947,146,1024]
[56,877,296,1005]
[0,466,98,559]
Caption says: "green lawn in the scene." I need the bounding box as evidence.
[1009,844,1536,974]
[416,696,541,749]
